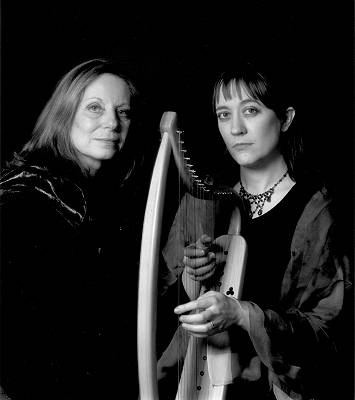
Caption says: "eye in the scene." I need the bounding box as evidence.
[216,111,230,121]
[117,108,131,120]
[87,103,104,114]
[243,107,259,116]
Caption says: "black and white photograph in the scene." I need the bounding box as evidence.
[1,2,354,399]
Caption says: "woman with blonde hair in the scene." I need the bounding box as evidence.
[1,58,146,399]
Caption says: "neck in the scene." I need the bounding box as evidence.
[240,160,288,194]
[78,156,101,177]
[87,167,99,177]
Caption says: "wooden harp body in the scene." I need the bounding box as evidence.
[138,111,247,400]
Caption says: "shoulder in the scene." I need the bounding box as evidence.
[298,186,333,227]
[0,164,88,227]
[292,169,335,223]
[291,186,333,248]
[284,185,350,305]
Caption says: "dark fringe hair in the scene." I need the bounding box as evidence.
[211,60,306,183]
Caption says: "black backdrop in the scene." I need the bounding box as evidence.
[1,2,354,178]
[1,1,354,398]
[2,1,353,243]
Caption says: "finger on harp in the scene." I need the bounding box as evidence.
[180,321,212,335]
[184,247,206,258]
[196,234,212,247]
[178,309,210,324]
[186,262,215,276]
[174,299,199,314]
[184,255,211,268]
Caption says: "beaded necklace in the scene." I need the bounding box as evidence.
[239,170,289,218]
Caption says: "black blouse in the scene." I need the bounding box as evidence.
[241,181,315,310]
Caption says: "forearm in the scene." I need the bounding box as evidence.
[246,279,345,372]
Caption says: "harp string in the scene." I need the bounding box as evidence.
[141,111,246,399]
[174,128,219,398]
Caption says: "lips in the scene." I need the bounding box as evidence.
[232,143,252,149]
[94,138,119,142]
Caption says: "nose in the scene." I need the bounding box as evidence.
[104,109,120,131]
[231,114,246,136]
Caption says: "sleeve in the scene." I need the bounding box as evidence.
[160,192,216,294]
[160,193,194,294]
[157,193,209,386]
[243,204,351,399]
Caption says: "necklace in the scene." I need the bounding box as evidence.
[239,170,289,218]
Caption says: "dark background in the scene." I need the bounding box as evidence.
[1,1,354,397]
[2,0,353,247]
[1,1,354,181]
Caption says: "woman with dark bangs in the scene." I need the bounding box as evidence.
[0,58,149,399]
[158,61,352,399]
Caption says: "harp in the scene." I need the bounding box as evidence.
[137,111,247,399]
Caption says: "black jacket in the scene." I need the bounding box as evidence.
[0,162,143,399]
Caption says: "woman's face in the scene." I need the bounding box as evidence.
[215,82,283,169]
[70,73,131,172]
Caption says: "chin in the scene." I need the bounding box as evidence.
[94,149,118,161]
[232,156,248,166]
[235,153,256,166]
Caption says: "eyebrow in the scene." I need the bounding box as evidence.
[83,97,102,102]
[83,97,130,107]
[215,98,261,111]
